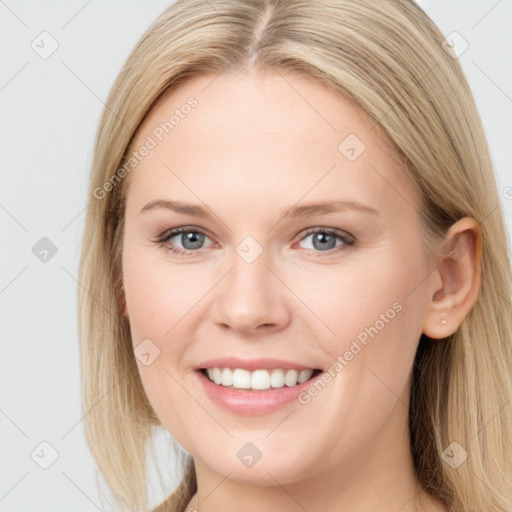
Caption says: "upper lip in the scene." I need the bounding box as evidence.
[195,357,320,372]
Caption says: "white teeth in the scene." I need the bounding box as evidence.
[232,369,251,389]
[251,369,271,390]
[212,367,222,385]
[298,369,313,384]
[204,367,316,390]
[284,369,298,386]
[270,369,285,388]
[221,368,233,386]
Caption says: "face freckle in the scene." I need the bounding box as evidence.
[121,68,432,489]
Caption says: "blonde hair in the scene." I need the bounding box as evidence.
[78,1,512,511]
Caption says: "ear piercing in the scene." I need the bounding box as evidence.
[440,319,447,325]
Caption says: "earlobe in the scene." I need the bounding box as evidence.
[422,217,483,340]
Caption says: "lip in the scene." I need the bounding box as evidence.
[194,367,324,415]
[194,356,320,372]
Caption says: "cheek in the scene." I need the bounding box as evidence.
[122,243,205,433]
[303,244,426,378]
[288,249,426,457]
[122,241,204,344]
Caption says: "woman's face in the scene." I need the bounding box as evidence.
[121,68,432,486]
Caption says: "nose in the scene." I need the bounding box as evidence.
[211,250,291,336]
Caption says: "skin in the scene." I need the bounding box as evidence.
[120,67,482,512]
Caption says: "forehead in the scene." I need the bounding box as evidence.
[124,69,419,218]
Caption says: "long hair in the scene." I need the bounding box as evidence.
[77,1,512,511]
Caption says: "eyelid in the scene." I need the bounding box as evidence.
[298,226,355,243]
[156,225,216,248]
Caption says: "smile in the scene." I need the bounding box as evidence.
[201,367,322,390]
[194,364,325,415]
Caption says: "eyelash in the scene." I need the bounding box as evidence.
[155,226,355,257]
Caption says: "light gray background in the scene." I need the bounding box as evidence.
[1,1,511,510]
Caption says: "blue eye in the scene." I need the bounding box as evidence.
[297,228,355,254]
[156,226,355,256]
[157,227,213,256]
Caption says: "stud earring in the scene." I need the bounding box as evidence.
[440,319,447,325]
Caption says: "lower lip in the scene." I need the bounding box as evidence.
[194,369,323,415]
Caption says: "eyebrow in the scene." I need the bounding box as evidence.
[140,199,379,218]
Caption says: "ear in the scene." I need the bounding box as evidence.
[422,217,483,340]
[120,295,129,319]
[118,281,129,320]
